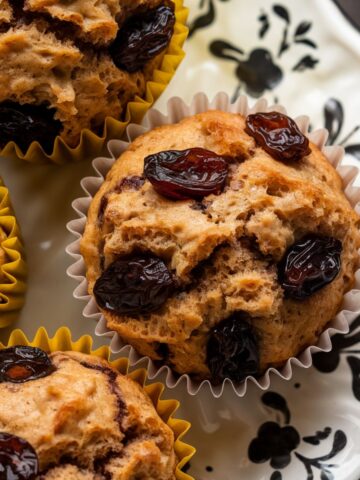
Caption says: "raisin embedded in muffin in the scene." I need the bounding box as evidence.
[0,0,175,152]
[0,346,177,479]
[80,110,360,383]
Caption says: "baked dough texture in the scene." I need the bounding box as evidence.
[81,110,360,380]
[0,350,177,479]
[0,0,167,146]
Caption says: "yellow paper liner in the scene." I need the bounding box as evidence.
[0,178,26,327]
[0,0,188,165]
[0,326,195,479]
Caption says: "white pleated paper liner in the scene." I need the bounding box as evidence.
[66,92,360,398]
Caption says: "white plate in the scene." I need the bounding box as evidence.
[1,0,360,479]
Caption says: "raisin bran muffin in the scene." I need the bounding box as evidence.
[81,110,360,384]
[0,347,177,478]
[0,0,176,152]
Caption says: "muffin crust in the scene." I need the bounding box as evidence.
[0,0,169,147]
[0,350,177,479]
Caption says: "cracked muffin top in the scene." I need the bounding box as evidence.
[81,110,360,383]
[0,347,177,479]
[0,0,175,152]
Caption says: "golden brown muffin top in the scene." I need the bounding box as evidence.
[0,350,176,479]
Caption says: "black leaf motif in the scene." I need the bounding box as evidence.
[278,34,290,57]
[313,430,346,461]
[345,144,360,161]
[273,4,290,23]
[258,12,270,38]
[294,38,317,49]
[303,427,332,445]
[328,430,347,458]
[189,0,215,38]
[313,315,360,377]
[324,98,344,145]
[209,40,244,62]
[347,356,360,401]
[262,392,291,424]
[295,21,312,36]
[295,430,347,479]
[292,55,319,72]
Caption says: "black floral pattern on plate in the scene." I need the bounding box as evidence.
[187,3,359,477]
[190,2,319,100]
[248,392,347,479]
[313,315,360,402]
[323,97,360,159]
[188,0,231,38]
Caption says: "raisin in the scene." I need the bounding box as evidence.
[278,235,342,299]
[245,111,311,162]
[115,176,145,193]
[0,432,38,480]
[0,346,55,383]
[144,148,229,200]
[110,4,175,72]
[94,255,175,315]
[97,195,109,224]
[0,102,62,153]
[206,314,259,384]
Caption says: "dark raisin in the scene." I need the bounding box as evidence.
[278,235,342,299]
[156,343,169,360]
[190,201,207,212]
[0,346,55,383]
[98,195,109,224]
[206,313,259,384]
[0,432,38,480]
[0,102,62,153]
[115,176,145,193]
[144,148,229,200]
[110,4,175,72]
[94,255,175,315]
[245,111,311,161]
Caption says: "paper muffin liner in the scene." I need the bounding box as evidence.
[66,92,360,398]
[0,0,188,165]
[0,326,195,479]
[0,178,26,327]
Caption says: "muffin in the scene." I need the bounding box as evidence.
[0,346,178,479]
[0,0,177,153]
[80,109,360,384]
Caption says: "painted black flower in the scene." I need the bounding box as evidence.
[248,392,347,479]
[248,421,300,469]
[313,315,360,401]
[207,4,319,100]
[323,98,360,160]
